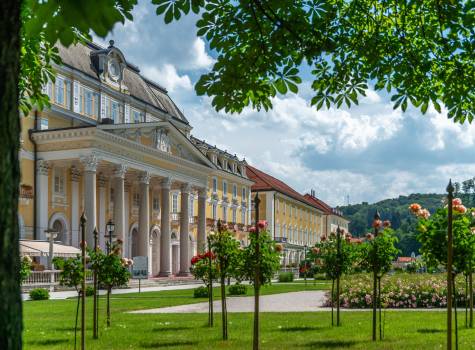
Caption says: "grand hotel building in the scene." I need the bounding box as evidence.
[18,41,253,276]
[18,40,349,276]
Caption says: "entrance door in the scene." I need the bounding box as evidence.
[131,228,139,257]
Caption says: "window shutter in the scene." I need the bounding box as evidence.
[73,81,80,113]
[100,93,106,120]
[124,103,130,123]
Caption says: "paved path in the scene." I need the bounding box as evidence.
[22,283,204,301]
[130,291,327,314]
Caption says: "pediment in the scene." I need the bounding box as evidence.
[98,122,215,168]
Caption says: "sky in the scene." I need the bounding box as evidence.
[96,1,475,206]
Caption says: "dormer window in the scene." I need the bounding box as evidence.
[223,159,228,170]
[108,58,121,80]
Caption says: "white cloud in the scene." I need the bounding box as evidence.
[189,38,214,69]
[142,64,192,93]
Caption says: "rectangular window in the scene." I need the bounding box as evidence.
[232,208,237,223]
[241,209,246,225]
[223,181,227,197]
[172,193,178,213]
[232,184,237,198]
[79,86,100,118]
[40,118,48,130]
[132,109,143,123]
[133,193,140,207]
[110,188,114,203]
[54,171,64,195]
[54,76,71,109]
[223,206,227,222]
[212,177,217,193]
[153,197,160,211]
[105,96,121,122]
[241,187,246,199]
[189,196,194,217]
[212,203,217,220]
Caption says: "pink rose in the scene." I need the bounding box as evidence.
[453,198,462,206]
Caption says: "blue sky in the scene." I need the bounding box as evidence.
[97,1,475,206]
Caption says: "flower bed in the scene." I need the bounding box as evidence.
[326,273,472,308]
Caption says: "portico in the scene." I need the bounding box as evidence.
[31,123,210,276]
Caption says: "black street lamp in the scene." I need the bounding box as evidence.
[207,230,215,327]
[106,219,115,254]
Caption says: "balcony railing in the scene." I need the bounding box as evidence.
[170,212,180,222]
[22,270,93,288]
[274,237,288,243]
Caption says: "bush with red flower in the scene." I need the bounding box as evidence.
[190,250,218,288]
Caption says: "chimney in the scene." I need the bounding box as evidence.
[310,189,316,197]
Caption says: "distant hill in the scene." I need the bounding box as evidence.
[338,193,445,257]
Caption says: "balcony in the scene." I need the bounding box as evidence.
[170,212,180,222]
[274,236,288,243]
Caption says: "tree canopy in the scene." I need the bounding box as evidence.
[152,0,475,123]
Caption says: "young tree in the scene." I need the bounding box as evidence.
[190,248,217,327]
[359,214,398,341]
[155,0,475,123]
[93,241,131,327]
[19,256,32,283]
[310,229,353,326]
[209,220,241,340]
[53,256,85,349]
[411,199,475,335]
[241,220,281,350]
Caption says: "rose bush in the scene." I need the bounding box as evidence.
[330,273,472,309]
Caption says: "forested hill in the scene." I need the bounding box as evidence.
[338,193,445,256]
[339,193,445,236]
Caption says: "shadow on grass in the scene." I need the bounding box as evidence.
[28,339,69,346]
[141,341,198,348]
[303,340,358,348]
[417,328,445,334]
[278,326,325,332]
[152,326,193,332]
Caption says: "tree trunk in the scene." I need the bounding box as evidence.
[336,276,340,326]
[106,286,111,327]
[380,278,383,340]
[220,275,227,340]
[253,282,260,350]
[372,271,377,341]
[74,292,80,350]
[0,1,22,349]
[331,279,334,326]
[470,271,473,328]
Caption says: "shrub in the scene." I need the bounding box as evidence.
[278,272,294,282]
[85,285,95,296]
[29,288,50,300]
[228,283,247,295]
[193,286,209,298]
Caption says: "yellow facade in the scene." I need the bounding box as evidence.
[18,41,253,276]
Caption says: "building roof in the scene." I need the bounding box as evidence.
[56,41,188,124]
[304,193,347,219]
[247,165,320,210]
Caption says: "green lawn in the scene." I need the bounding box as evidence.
[23,282,475,349]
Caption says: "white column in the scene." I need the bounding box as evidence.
[98,174,107,250]
[81,154,98,247]
[179,184,191,276]
[159,177,172,277]
[197,187,207,254]
[113,165,127,254]
[138,172,151,258]
[36,160,50,240]
[124,182,130,257]
[70,166,81,247]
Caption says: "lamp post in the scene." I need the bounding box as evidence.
[44,228,59,292]
[207,230,215,327]
[93,228,99,339]
[44,228,58,270]
[106,219,115,254]
[447,180,454,350]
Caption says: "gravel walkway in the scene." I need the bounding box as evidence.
[130,291,327,314]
